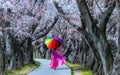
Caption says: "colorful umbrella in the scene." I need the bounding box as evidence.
[45,36,62,50]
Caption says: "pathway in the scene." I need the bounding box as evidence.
[28,59,71,75]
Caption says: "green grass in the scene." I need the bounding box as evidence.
[71,69,74,75]
[66,62,81,68]
[66,61,81,75]
[5,61,40,75]
[66,61,93,75]
[81,70,93,75]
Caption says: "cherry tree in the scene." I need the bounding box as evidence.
[0,0,59,73]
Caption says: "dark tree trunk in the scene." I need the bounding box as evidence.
[11,38,34,69]
[12,39,23,69]
[5,31,14,71]
[0,37,5,75]
[54,0,115,74]
[22,39,34,65]
[0,9,5,75]
[76,0,115,74]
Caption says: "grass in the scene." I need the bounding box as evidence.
[81,70,93,75]
[5,61,40,75]
[66,62,81,68]
[66,61,93,75]
[66,61,81,75]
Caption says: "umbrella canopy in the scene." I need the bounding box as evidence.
[45,36,62,50]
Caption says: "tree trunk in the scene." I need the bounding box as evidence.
[111,0,120,75]
[0,37,5,75]
[5,31,14,71]
[76,0,115,74]
[0,9,5,74]
[13,40,23,69]
[22,39,33,65]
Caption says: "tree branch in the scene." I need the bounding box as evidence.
[53,1,83,31]
[95,0,104,14]
[53,1,101,60]
[76,0,96,34]
[99,0,116,34]
[32,15,59,41]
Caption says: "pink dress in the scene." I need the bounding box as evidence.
[50,50,66,69]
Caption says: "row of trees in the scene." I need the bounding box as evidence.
[33,0,120,75]
[0,0,59,75]
[0,0,120,75]
[53,0,120,75]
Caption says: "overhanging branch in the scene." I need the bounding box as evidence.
[53,1,83,31]
[32,15,59,41]
[53,1,100,60]
[99,0,116,34]
[76,0,95,34]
